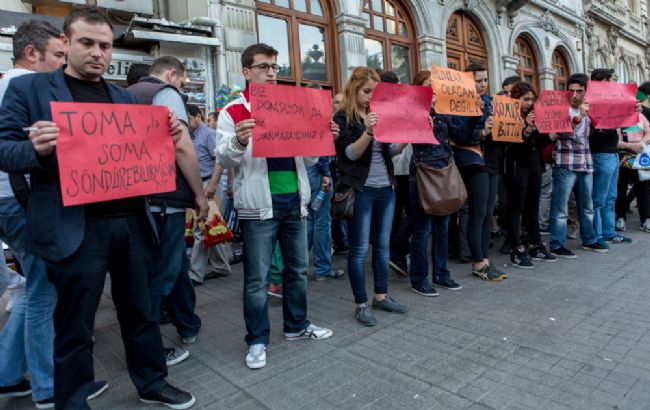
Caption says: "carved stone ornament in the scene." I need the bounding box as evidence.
[537,9,559,35]
[463,0,479,10]
[607,26,619,51]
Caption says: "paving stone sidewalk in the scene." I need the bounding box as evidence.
[3,218,650,410]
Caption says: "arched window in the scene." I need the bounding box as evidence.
[552,49,571,90]
[636,65,644,84]
[362,0,418,84]
[255,0,338,89]
[446,11,488,71]
[514,36,539,90]
[617,59,630,83]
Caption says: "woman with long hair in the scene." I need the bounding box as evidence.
[333,67,408,326]
[408,70,461,296]
[505,81,556,268]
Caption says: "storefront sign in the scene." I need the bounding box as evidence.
[51,102,177,206]
[249,83,335,158]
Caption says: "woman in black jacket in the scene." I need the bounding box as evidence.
[333,67,407,326]
[504,81,556,268]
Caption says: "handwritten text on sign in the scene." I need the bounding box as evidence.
[585,81,638,129]
[370,82,436,144]
[51,102,176,207]
[492,95,523,143]
[534,90,573,134]
[249,83,334,158]
[430,65,482,117]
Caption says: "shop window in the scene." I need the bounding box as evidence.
[514,36,539,90]
[362,0,418,84]
[446,11,489,72]
[552,49,571,90]
[255,0,337,89]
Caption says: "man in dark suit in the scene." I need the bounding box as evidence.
[0,6,199,410]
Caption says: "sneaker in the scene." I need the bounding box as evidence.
[181,335,198,345]
[550,245,577,259]
[529,243,557,262]
[355,304,378,326]
[0,379,31,398]
[389,259,408,277]
[433,278,462,291]
[165,347,190,367]
[139,383,196,409]
[267,283,283,298]
[473,265,505,281]
[510,248,534,269]
[372,295,409,313]
[284,323,333,340]
[616,217,626,232]
[567,224,579,240]
[582,242,609,253]
[472,265,490,280]
[604,234,632,244]
[36,381,108,409]
[410,282,439,297]
[488,264,508,280]
[642,219,650,233]
[314,269,345,281]
[245,344,266,369]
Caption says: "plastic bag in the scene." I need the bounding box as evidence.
[632,144,650,170]
[199,200,233,248]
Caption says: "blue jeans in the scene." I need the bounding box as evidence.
[549,167,596,249]
[408,181,451,287]
[150,212,201,338]
[348,186,395,304]
[241,204,310,346]
[592,153,619,241]
[306,166,333,277]
[0,197,55,401]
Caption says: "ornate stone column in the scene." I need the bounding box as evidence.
[418,35,445,70]
[539,67,556,91]
[502,55,520,77]
[335,13,367,83]
[220,0,257,87]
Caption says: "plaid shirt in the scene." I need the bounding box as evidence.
[552,108,593,173]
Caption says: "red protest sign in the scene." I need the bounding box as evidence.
[249,83,335,158]
[492,94,523,143]
[51,102,176,207]
[370,82,436,144]
[534,90,573,134]
[586,81,638,129]
[430,65,482,116]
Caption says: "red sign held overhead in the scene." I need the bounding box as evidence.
[370,82,437,144]
[249,83,335,158]
[534,90,573,134]
[585,81,638,129]
[51,102,177,207]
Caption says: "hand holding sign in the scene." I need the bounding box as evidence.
[430,65,482,116]
[585,81,638,129]
[249,83,335,158]
[534,90,572,134]
[370,82,436,144]
[52,102,177,207]
[491,95,523,143]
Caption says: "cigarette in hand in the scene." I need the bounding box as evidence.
[22,127,38,133]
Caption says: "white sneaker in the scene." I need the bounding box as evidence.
[616,217,626,232]
[246,344,266,369]
[284,323,333,341]
[642,219,650,233]
[164,347,190,366]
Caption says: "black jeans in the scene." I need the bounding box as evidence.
[504,152,542,247]
[616,165,650,221]
[390,175,413,261]
[46,214,167,410]
[460,166,499,263]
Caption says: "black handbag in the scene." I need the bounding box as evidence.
[330,184,355,219]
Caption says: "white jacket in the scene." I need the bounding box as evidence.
[215,94,317,220]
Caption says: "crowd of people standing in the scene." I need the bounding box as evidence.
[0,5,647,410]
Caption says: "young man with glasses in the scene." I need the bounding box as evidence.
[216,43,338,369]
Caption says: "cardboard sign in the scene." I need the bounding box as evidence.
[52,102,176,207]
[370,82,436,144]
[249,83,334,158]
[430,65,482,116]
[586,81,638,129]
[534,90,573,134]
[492,94,523,143]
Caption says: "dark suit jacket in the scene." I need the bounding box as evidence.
[0,66,155,261]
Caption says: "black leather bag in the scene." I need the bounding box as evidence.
[330,184,355,219]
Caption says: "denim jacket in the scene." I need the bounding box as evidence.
[409,114,453,175]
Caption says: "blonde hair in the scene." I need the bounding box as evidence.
[342,67,380,124]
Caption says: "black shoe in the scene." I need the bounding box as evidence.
[529,243,557,262]
[389,259,408,277]
[550,246,577,259]
[510,248,534,269]
[140,384,196,409]
[0,379,31,398]
[372,295,409,313]
[35,381,107,410]
[355,304,378,326]
[433,278,462,291]
[410,282,438,297]
[582,242,609,253]
[229,253,242,264]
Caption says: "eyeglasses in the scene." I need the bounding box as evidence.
[249,63,280,73]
